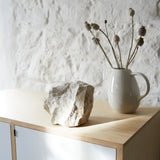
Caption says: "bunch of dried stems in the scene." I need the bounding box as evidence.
[85,8,146,69]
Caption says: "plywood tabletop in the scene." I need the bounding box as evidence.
[0,89,159,149]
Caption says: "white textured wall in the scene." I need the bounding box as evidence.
[0,0,160,106]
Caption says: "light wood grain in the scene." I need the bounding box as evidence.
[0,89,160,152]
[10,123,17,160]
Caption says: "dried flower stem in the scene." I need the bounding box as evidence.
[105,23,108,36]
[129,47,139,64]
[127,43,139,66]
[99,28,120,68]
[89,30,113,68]
[156,0,160,16]
[126,16,134,69]
[98,41,114,68]
[117,43,123,68]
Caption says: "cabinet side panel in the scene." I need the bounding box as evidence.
[0,122,12,160]
[15,126,116,160]
[123,112,160,160]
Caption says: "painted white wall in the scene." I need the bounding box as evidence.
[0,0,160,106]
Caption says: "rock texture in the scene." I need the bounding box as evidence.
[44,81,94,127]
[0,0,160,107]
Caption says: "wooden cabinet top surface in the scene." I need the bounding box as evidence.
[0,89,159,149]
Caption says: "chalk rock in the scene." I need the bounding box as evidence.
[44,81,94,127]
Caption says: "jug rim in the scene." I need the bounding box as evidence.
[111,68,132,74]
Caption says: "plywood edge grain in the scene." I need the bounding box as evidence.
[116,145,123,160]
[0,117,13,124]
[0,116,121,149]
[10,123,17,160]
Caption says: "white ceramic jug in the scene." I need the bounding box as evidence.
[107,69,150,113]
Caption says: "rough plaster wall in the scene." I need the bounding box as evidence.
[0,0,160,106]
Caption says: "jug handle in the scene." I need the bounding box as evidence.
[131,72,150,103]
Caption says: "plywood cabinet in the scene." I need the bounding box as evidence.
[0,89,160,160]
[0,122,12,160]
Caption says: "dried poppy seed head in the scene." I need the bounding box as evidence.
[138,26,146,36]
[129,8,135,17]
[104,19,107,24]
[85,21,91,31]
[137,37,144,46]
[92,37,100,45]
[91,23,99,30]
[114,35,120,44]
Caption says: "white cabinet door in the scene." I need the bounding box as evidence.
[0,122,12,160]
[15,126,116,160]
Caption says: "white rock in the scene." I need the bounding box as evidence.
[44,81,94,127]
